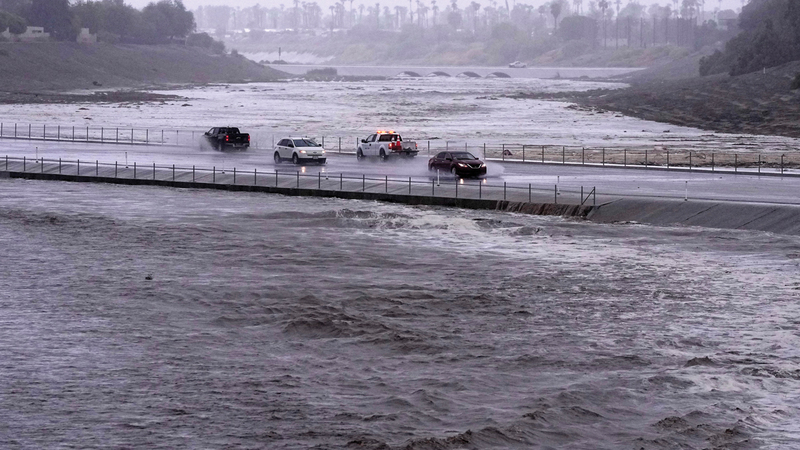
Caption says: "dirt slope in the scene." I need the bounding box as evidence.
[0,42,285,93]
[581,60,800,137]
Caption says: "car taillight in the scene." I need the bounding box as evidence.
[225,135,229,141]
[247,135,250,141]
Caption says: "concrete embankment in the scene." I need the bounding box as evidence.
[0,170,592,219]
[589,198,800,235]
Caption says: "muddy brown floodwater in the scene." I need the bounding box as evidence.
[1,178,799,449]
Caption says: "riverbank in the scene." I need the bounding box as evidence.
[513,59,800,139]
[0,42,286,103]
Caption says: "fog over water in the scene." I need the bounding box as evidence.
[2,179,800,449]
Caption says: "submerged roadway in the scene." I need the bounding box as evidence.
[2,138,799,207]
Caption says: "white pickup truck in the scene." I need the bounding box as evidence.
[356,131,419,160]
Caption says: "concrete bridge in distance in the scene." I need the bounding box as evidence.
[269,64,641,79]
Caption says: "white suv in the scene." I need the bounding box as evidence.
[274,137,327,165]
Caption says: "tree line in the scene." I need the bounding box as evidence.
[700,0,800,76]
[0,0,197,44]
[196,0,738,39]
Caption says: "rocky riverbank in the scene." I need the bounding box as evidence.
[513,59,800,139]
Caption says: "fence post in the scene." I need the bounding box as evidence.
[522,145,526,162]
[133,162,136,179]
[666,150,669,168]
[645,150,648,168]
[59,157,61,173]
[385,175,388,193]
[213,166,216,184]
[86,126,88,142]
[554,184,557,204]
[712,153,715,172]
[318,171,321,189]
[479,181,482,199]
[101,127,104,142]
[254,168,257,185]
[131,129,134,144]
[542,146,544,163]
[502,144,505,161]
[153,162,155,180]
[116,128,119,143]
[72,126,75,141]
[296,171,299,188]
[338,137,341,153]
[42,124,45,139]
[562,146,565,164]
[409,177,411,195]
[322,136,325,148]
[781,154,784,175]
[689,151,692,170]
[340,173,343,190]
[735,154,738,173]
[432,178,434,196]
[96,160,98,176]
[115,161,117,178]
[758,154,761,174]
[528,183,531,203]
[57,125,60,141]
[582,147,585,165]
[362,174,365,192]
[23,156,26,172]
[77,159,79,176]
[234,167,237,184]
[193,165,195,182]
[176,130,179,145]
[173,164,175,181]
[28,124,31,138]
[455,178,458,198]
[602,148,605,166]
[503,182,506,201]
[146,129,149,144]
[275,170,278,187]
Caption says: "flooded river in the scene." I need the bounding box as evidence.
[1,178,799,449]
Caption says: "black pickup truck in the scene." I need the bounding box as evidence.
[203,127,250,150]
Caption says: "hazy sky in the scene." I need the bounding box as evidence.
[127,0,747,12]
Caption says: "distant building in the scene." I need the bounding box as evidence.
[76,28,97,44]
[1,26,50,42]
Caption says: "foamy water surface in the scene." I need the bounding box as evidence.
[1,178,799,449]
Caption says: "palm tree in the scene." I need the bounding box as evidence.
[431,0,438,24]
[293,0,300,28]
[550,0,562,30]
[359,3,365,23]
[573,0,582,15]
[598,0,608,46]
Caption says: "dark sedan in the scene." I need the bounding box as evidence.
[428,151,487,178]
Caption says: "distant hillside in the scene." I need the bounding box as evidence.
[0,42,286,92]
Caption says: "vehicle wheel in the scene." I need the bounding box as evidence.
[274,152,282,164]
[428,163,434,172]
[379,149,387,161]
[451,166,460,178]
[356,149,364,161]
[292,153,299,165]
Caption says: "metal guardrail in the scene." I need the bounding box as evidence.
[2,122,797,176]
[1,155,596,207]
